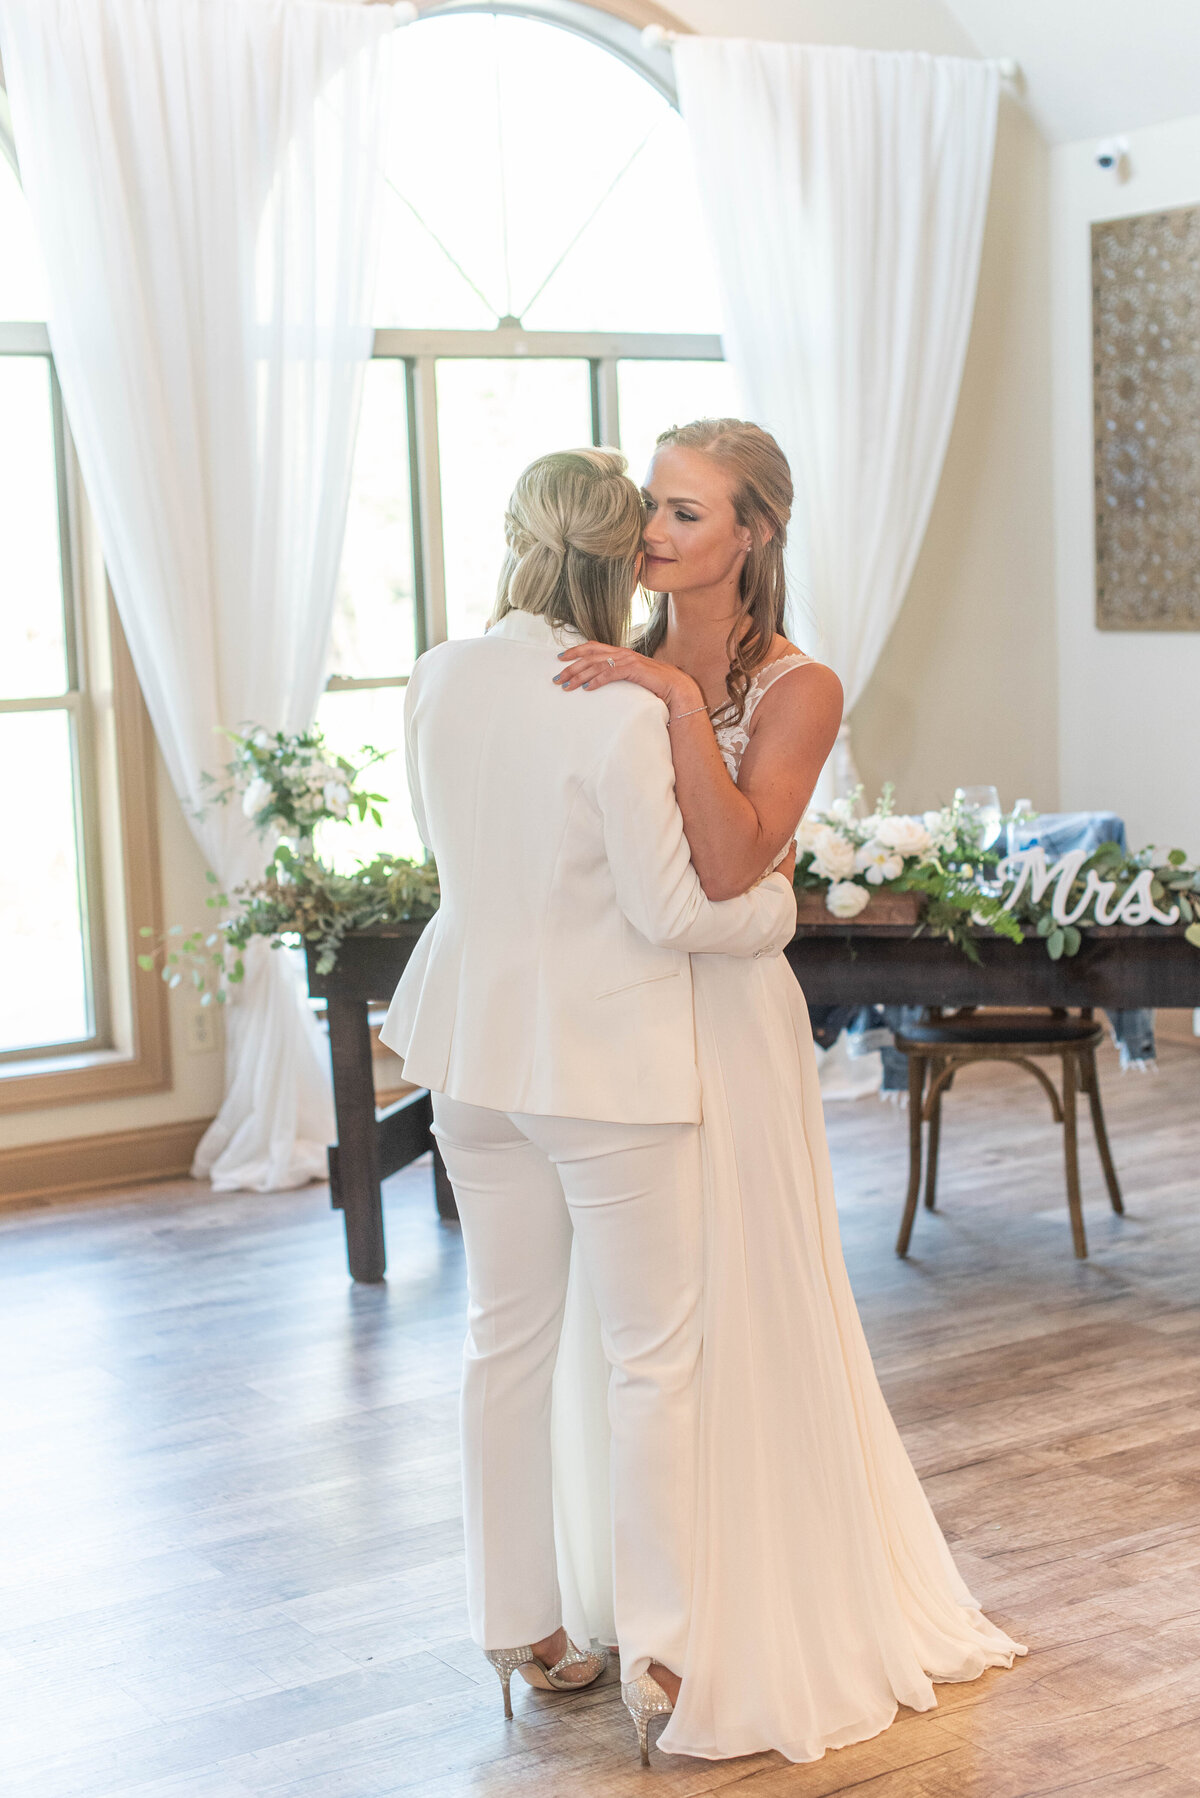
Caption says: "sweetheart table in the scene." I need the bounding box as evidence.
[307,920,1200,1282]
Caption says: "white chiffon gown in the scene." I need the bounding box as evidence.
[549,654,1026,1764]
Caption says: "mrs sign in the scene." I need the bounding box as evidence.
[999,848,1182,928]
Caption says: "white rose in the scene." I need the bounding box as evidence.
[875,814,933,859]
[241,776,274,818]
[795,813,825,851]
[323,780,351,819]
[825,880,870,919]
[811,826,857,882]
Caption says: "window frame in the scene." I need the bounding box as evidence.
[362,328,724,670]
[0,324,170,1105]
[325,0,726,701]
[427,0,678,102]
[1,101,170,1106]
[0,341,112,1065]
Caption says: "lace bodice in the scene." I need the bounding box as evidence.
[710,652,813,874]
[711,652,813,782]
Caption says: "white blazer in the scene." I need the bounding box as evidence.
[379,609,797,1124]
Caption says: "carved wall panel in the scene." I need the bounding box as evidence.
[1092,204,1200,630]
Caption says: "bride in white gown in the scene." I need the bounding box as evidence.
[553,417,1025,1763]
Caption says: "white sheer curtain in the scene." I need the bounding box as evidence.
[0,0,398,1188]
[674,40,998,797]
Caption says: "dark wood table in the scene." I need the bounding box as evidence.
[306,926,453,1283]
[309,921,1200,1282]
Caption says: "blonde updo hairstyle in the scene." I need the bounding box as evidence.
[490,447,644,649]
[636,417,793,725]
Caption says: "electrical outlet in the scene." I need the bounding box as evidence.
[186,1003,220,1054]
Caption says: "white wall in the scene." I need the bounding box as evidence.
[854,93,1057,815]
[1052,113,1200,850]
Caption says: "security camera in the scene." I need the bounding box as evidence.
[1095,137,1129,173]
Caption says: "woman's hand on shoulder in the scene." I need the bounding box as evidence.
[552,641,703,720]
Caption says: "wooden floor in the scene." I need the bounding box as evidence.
[4,1036,1200,1796]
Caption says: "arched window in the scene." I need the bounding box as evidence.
[317,2,737,864]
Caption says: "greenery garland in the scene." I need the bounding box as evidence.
[139,740,1200,1003]
[793,787,1200,962]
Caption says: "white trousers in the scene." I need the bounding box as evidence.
[432,1093,703,1682]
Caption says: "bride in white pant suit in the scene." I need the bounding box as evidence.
[379,448,798,1750]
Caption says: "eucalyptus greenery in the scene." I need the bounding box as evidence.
[1003,841,1200,960]
[142,743,1200,1002]
[229,845,440,976]
[138,724,434,1002]
[793,787,1200,962]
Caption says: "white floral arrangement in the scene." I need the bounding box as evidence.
[202,724,387,847]
[796,786,964,919]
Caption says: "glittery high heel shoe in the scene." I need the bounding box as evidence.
[483,1640,608,1719]
[622,1670,674,1765]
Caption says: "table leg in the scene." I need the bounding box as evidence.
[327,996,386,1283]
[924,1056,944,1212]
[1061,1049,1088,1261]
[432,1138,458,1222]
[897,1054,925,1257]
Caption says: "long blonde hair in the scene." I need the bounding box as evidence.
[636,418,793,725]
[490,447,644,648]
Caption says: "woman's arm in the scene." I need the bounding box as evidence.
[554,644,843,901]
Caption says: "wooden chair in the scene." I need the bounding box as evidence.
[893,1008,1124,1260]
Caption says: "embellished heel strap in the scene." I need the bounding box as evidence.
[621,1672,674,1766]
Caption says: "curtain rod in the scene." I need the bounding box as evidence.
[639,24,1020,82]
[374,6,1019,81]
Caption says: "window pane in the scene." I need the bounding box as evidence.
[617,360,744,489]
[0,152,50,322]
[313,685,423,873]
[0,710,89,1053]
[377,15,724,334]
[0,357,68,699]
[328,361,418,681]
[436,359,593,641]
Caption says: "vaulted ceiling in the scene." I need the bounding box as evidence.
[940,0,1200,146]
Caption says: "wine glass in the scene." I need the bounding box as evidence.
[955,785,1002,852]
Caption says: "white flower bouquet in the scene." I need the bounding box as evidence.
[202,724,388,848]
[794,785,1024,958]
[796,786,961,910]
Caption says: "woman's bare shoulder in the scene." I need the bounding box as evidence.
[759,640,842,698]
[750,646,843,743]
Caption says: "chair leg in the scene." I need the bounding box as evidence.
[924,1057,944,1211]
[1081,1046,1124,1213]
[897,1054,926,1257]
[1061,1050,1088,1259]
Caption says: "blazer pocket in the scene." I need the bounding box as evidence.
[594,967,682,1001]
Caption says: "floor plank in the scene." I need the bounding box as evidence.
[2,1034,1199,1794]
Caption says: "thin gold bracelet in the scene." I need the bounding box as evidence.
[668,702,709,725]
